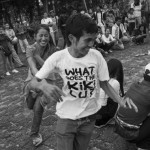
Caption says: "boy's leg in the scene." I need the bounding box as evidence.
[74,119,95,150]
[56,118,76,150]
[30,96,44,136]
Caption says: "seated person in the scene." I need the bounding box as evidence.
[112,17,131,50]
[95,59,125,128]
[94,27,106,55]
[132,24,147,44]
[115,63,150,150]
[101,28,116,53]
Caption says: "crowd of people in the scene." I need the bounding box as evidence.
[0,0,150,150]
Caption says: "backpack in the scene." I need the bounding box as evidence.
[0,45,12,56]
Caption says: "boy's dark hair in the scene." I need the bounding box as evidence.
[65,14,98,46]
[115,17,121,22]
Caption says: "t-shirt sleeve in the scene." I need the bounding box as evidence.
[35,52,58,79]
[109,79,120,95]
[102,34,107,43]
[97,52,109,81]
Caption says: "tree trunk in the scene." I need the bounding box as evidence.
[82,0,88,12]
[36,0,41,17]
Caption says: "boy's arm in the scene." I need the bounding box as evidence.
[100,80,138,112]
[27,57,38,75]
[25,77,65,103]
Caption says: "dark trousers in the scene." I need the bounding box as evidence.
[96,42,114,52]
[115,116,150,149]
[13,43,18,54]
[135,35,146,44]
[128,22,135,36]
[131,116,150,149]
[95,98,118,125]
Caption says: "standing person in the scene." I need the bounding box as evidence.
[131,0,142,28]
[0,26,19,76]
[25,14,137,150]
[49,10,59,48]
[41,12,56,46]
[95,59,124,128]
[5,23,18,54]
[58,10,68,48]
[93,6,105,34]
[3,24,25,68]
[142,0,150,32]
[115,63,150,150]
[14,21,29,53]
[24,24,56,146]
[128,8,136,36]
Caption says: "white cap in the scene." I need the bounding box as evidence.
[145,63,150,76]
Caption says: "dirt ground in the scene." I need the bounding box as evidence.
[0,36,150,150]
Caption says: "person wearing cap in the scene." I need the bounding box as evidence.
[115,63,150,150]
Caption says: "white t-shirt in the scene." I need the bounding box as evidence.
[36,48,109,120]
[41,17,53,32]
[100,78,120,106]
[102,34,115,44]
[131,2,142,17]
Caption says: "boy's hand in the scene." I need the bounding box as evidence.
[40,79,66,103]
[120,97,138,113]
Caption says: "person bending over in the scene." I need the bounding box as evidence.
[115,63,150,150]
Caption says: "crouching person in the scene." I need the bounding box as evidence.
[115,63,150,150]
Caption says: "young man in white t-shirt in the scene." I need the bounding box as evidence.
[25,14,138,150]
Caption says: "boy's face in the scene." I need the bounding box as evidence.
[105,29,110,36]
[72,31,97,57]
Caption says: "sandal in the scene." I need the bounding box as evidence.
[32,133,43,146]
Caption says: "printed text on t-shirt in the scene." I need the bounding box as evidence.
[65,66,96,98]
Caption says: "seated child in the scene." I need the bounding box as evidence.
[95,59,124,128]
[132,24,147,44]
[101,28,116,53]
[94,27,106,55]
